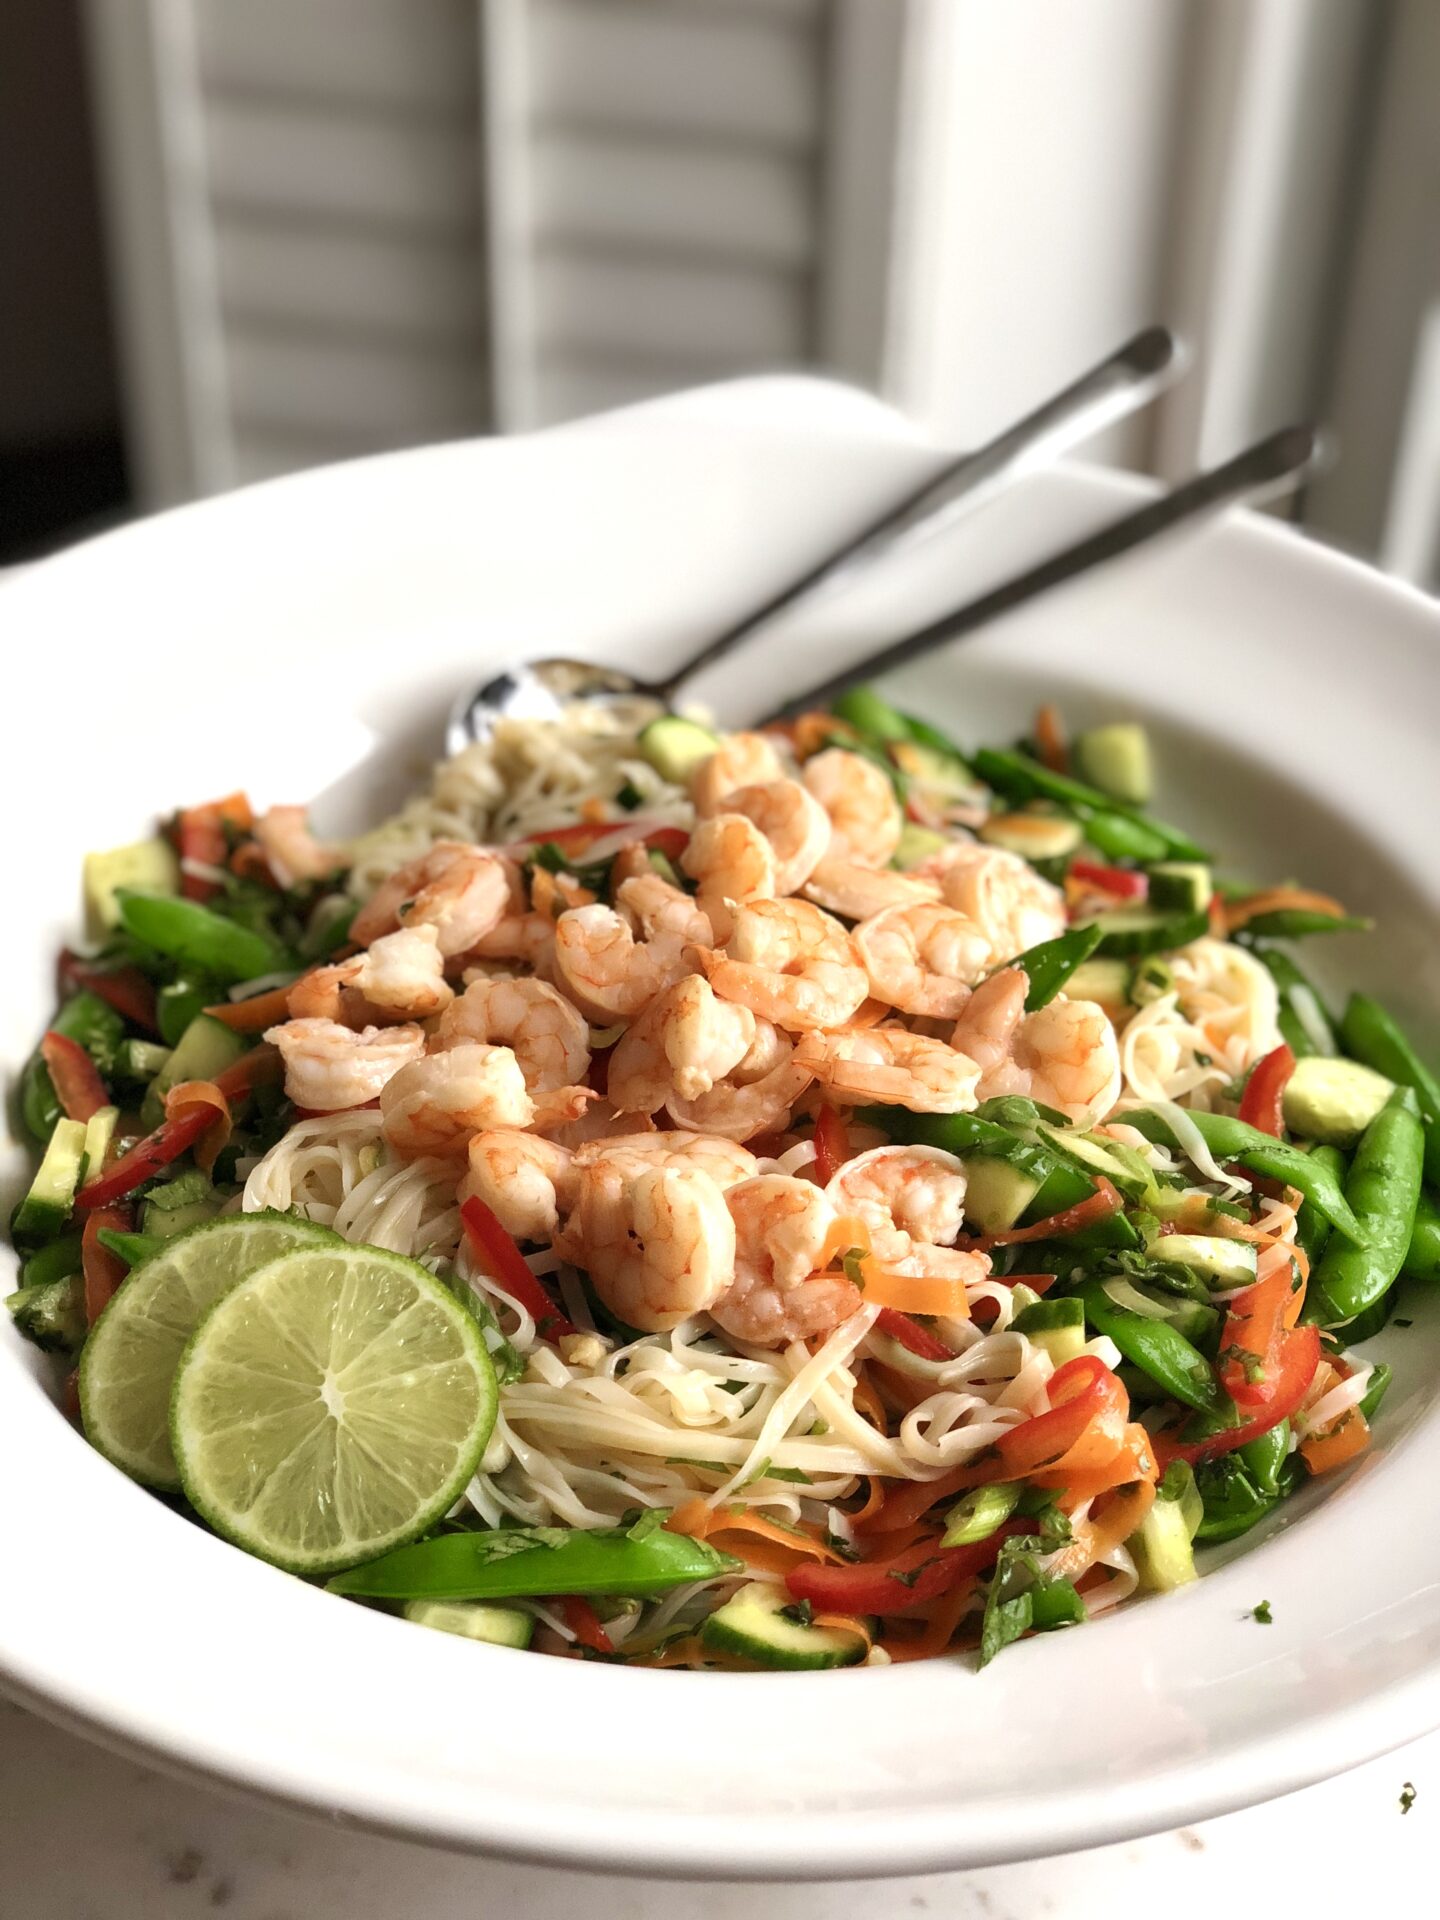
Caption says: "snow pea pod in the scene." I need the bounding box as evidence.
[1124,1107,1363,1242]
[1305,1086,1425,1328]
[116,890,288,987]
[1015,924,1105,1012]
[1296,1144,1347,1271]
[1339,993,1440,1186]
[1239,910,1371,941]
[971,747,1206,862]
[1077,1282,1226,1415]
[327,1522,742,1601]
[1406,1190,1440,1282]
[1237,1418,1290,1496]
[19,991,125,1142]
[1256,950,1338,1059]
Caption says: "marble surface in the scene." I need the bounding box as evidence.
[2,1697,1433,1919]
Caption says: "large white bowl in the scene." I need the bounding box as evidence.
[3,379,1439,1880]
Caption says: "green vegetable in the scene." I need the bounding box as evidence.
[637,716,720,786]
[700,1582,867,1670]
[1077,907,1210,958]
[1283,1056,1393,1146]
[18,990,127,1143]
[1238,910,1371,941]
[1295,1144,1347,1271]
[1146,862,1213,914]
[1405,1189,1440,1282]
[1073,723,1153,807]
[972,746,1206,862]
[959,1156,1043,1234]
[1238,1420,1291,1497]
[402,1598,534,1649]
[1257,949,1339,1058]
[20,1234,84,1290]
[84,838,180,934]
[1147,1234,1257,1287]
[1077,1282,1226,1415]
[156,975,219,1046]
[1358,1363,1393,1423]
[1342,1287,1393,1345]
[978,813,1084,864]
[1339,993,1440,1186]
[5,1274,87,1354]
[1013,924,1105,1011]
[1305,1086,1425,1327]
[978,1509,1084,1666]
[1011,1297,1087,1366]
[328,1522,743,1601]
[1193,1450,1294,1543]
[116,889,288,987]
[1124,1106,1363,1243]
[94,1228,166,1269]
[892,823,947,870]
[1130,1465,1199,1592]
[942,1480,1023,1547]
[143,1012,249,1125]
[11,1118,88,1249]
[829,686,911,743]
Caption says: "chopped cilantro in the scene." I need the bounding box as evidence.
[625,1506,671,1542]
[1400,1781,1417,1815]
[1395,1318,1414,1329]
[779,1599,814,1628]
[1250,1600,1272,1624]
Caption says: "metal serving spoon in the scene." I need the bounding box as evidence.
[446,326,1180,753]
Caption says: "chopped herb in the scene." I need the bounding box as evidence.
[841,1248,867,1290]
[625,1506,672,1542]
[1395,1318,1414,1329]
[1218,1344,1266,1385]
[738,1456,773,1488]
[615,781,645,811]
[822,1530,861,1562]
[779,1599,814,1628]
[666,1456,722,1473]
[765,1466,814,1485]
[1400,1781,1417,1815]
[459,1292,525,1385]
[888,1564,927,1590]
[1250,1600,1272,1624]
[808,1418,830,1437]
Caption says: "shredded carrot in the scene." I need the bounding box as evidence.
[850,1369,889,1433]
[811,1611,873,1658]
[851,1476,886,1528]
[855,1257,972,1319]
[860,1461,995,1536]
[1222,886,1350,933]
[1301,1408,1371,1474]
[1049,1477,1156,1586]
[163,1080,232,1173]
[665,1497,713,1541]
[1033,703,1068,774]
[880,1577,976,1664]
[706,1511,845,1571]
[204,983,297,1032]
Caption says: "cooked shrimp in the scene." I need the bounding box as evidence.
[461,1129,576,1244]
[288,924,455,1025]
[379,1041,535,1157]
[725,779,831,894]
[574,1160,736,1332]
[794,1027,981,1113]
[853,902,992,1018]
[351,841,512,956]
[540,1100,658,1150]
[917,842,1065,963]
[692,731,785,816]
[825,1144,968,1260]
[439,974,590,1090]
[803,748,903,868]
[681,813,777,942]
[701,898,868,1033]
[574,1130,758,1191]
[710,1175,861,1347]
[464,859,558,977]
[803,856,941,922]
[253,805,343,886]
[666,1020,814,1143]
[606,976,756,1114]
[263,1016,425,1112]
[950,968,1121,1125]
[553,883,708,1024]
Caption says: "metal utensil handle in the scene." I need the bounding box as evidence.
[758,424,1325,724]
[656,325,1180,703]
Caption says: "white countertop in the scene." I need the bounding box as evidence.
[3,1698,1433,1918]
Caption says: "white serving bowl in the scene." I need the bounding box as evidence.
[2,378,1439,1880]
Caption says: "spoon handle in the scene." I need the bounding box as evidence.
[758,424,1326,724]
[656,326,1180,703]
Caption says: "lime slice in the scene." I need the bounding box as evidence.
[80,1211,337,1491]
[170,1243,496,1575]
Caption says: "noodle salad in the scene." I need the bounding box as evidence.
[8,689,1436,1671]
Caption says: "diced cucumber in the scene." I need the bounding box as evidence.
[1073,724,1153,807]
[1147,861,1214,913]
[960,1155,1042,1234]
[1066,957,1133,1014]
[81,1107,118,1186]
[1154,1234,1258,1286]
[402,1599,534,1650]
[144,1169,215,1212]
[141,1197,221,1240]
[638,716,720,786]
[84,837,180,936]
[892,824,947,871]
[6,1274,87,1355]
[699,1582,866,1671]
[1012,1296,1087,1365]
[1035,1124,1151,1203]
[1079,907,1209,958]
[979,813,1084,863]
[1130,1484,1198,1592]
[143,1013,249,1126]
[117,1038,172,1083]
[1283,1056,1393,1146]
[890,740,977,799]
[158,977,217,1047]
[11,1119,88,1248]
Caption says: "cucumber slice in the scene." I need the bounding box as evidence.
[1035,1124,1151,1203]
[1154,1234,1258,1286]
[11,1118,88,1248]
[1283,1056,1393,1146]
[142,1197,221,1240]
[1073,724,1153,807]
[979,813,1084,862]
[117,1038,172,1082]
[1147,861,1213,913]
[638,716,719,786]
[1066,957,1133,1013]
[84,837,180,936]
[1130,1488,1198,1592]
[144,1013,249,1126]
[402,1599,534,1649]
[81,1106,118,1185]
[890,740,977,798]
[699,1582,866,1670]
[1080,907,1209,957]
[892,823,947,870]
[6,1273,86,1355]
[1012,1297,1087,1365]
[960,1155,1041,1233]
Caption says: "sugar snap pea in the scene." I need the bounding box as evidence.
[327,1520,742,1601]
[1405,1189,1440,1282]
[1305,1086,1424,1327]
[1124,1107,1363,1242]
[1339,993,1440,1186]
[1077,1282,1226,1414]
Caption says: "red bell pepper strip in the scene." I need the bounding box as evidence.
[81,1205,133,1323]
[39,1031,110,1123]
[1160,1323,1322,1465]
[641,826,691,864]
[58,952,159,1035]
[875,1308,955,1362]
[1216,1266,1291,1410]
[514,820,687,862]
[995,1353,1129,1480]
[1034,703,1068,775]
[961,1178,1124,1251]
[74,1046,279,1212]
[1237,1042,1296,1138]
[177,792,253,902]
[560,1596,615,1654]
[812,1105,850,1187]
[786,1519,1027,1614]
[1070,860,1148,903]
[460,1197,578,1343]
